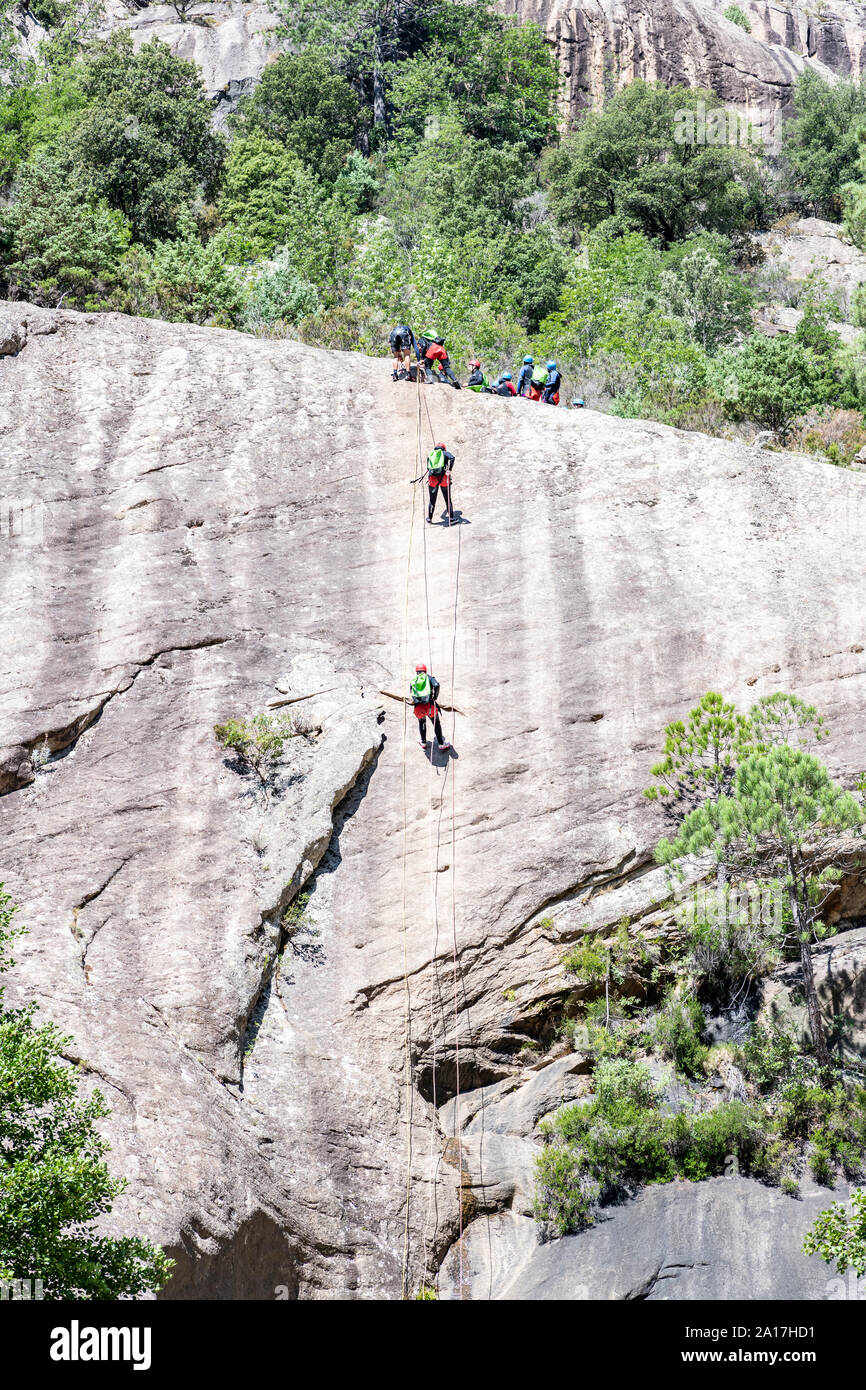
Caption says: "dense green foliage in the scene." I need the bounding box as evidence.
[804,1189,866,1276]
[536,693,866,1238]
[0,885,173,1297]
[1,1,865,447]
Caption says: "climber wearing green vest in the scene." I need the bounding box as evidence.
[410,663,450,751]
[425,443,455,524]
[528,361,548,401]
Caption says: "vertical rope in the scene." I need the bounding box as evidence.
[399,366,423,1300]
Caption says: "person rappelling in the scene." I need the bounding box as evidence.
[410,664,450,752]
[423,442,455,523]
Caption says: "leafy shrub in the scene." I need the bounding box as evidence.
[738,1022,800,1089]
[214,711,297,794]
[804,1189,866,1275]
[535,1058,772,1234]
[118,216,244,325]
[648,993,708,1078]
[241,248,320,332]
[678,1100,765,1180]
[1,151,130,307]
[724,5,751,31]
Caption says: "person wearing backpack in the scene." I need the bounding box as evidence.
[416,331,460,388]
[516,356,534,396]
[389,324,416,378]
[425,443,455,523]
[528,361,548,401]
[541,360,562,405]
[410,663,450,752]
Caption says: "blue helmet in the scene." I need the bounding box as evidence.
[523,355,533,364]
[501,371,512,380]
[547,360,557,371]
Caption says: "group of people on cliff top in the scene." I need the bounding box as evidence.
[388,325,585,409]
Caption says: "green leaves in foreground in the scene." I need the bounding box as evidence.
[805,1189,866,1277]
[0,884,173,1298]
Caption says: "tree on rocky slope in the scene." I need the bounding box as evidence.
[656,744,863,1071]
[70,32,226,244]
[783,69,866,219]
[0,886,173,1298]
[543,82,768,247]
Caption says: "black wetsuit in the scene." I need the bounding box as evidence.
[542,369,562,403]
[389,324,416,356]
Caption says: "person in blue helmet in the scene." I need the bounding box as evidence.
[541,360,562,405]
[516,355,534,396]
[495,371,517,397]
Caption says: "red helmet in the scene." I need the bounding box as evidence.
[415,663,427,673]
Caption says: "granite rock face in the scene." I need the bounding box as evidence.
[95,0,866,137]
[755,218,866,319]
[506,0,866,140]
[4,304,866,1298]
[439,1178,852,1300]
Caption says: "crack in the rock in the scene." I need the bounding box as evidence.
[627,1260,711,1301]
[237,740,382,1087]
[353,848,662,1013]
[73,858,131,979]
[2,635,230,796]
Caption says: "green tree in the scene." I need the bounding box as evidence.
[804,1189,866,1276]
[659,246,753,353]
[1,150,130,305]
[717,332,838,438]
[70,32,225,243]
[644,691,751,815]
[0,885,173,1298]
[276,0,427,132]
[0,68,87,187]
[656,745,864,1070]
[230,50,367,184]
[543,82,767,247]
[783,70,866,219]
[386,7,558,151]
[120,212,243,325]
[219,133,324,257]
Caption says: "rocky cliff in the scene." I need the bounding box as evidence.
[3,302,866,1299]
[89,0,866,134]
[507,0,866,137]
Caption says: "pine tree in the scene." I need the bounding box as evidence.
[656,745,863,1070]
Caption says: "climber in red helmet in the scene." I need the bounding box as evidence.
[410,663,450,751]
[425,442,455,524]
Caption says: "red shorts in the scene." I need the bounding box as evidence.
[414,702,437,719]
[528,385,542,401]
[428,474,450,488]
